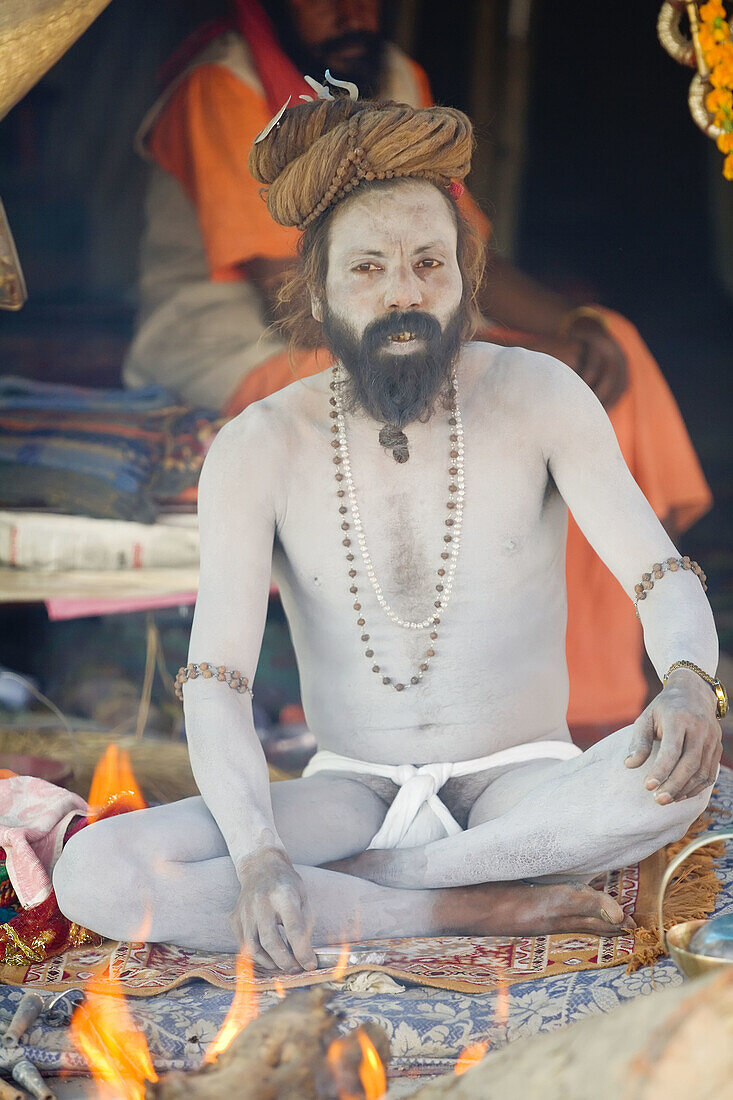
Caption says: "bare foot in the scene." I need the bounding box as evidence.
[326,851,635,937]
[326,852,635,937]
[443,880,636,938]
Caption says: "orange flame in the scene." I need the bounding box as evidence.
[70,974,157,1099]
[454,1040,489,1076]
[326,1036,352,1097]
[326,1029,386,1099]
[205,949,258,1062]
[87,745,146,822]
[356,1031,387,1099]
[332,944,351,982]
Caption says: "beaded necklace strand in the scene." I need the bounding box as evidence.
[329,363,465,691]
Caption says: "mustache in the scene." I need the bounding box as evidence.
[317,30,383,60]
[362,311,442,352]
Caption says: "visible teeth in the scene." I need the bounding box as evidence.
[389,332,416,342]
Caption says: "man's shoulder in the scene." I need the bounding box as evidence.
[212,369,331,451]
[252,367,333,422]
[198,395,290,512]
[465,340,578,396]
[138,32,264,157]
[180,31,263,97]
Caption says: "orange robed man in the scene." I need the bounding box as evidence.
[123,0,712,733]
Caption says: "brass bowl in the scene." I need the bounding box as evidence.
[665,918,732,979]
[658,828,733,979]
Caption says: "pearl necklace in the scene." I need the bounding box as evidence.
[328,363,466,691]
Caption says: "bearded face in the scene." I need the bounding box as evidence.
[321,304,465,428]
[314,180,469,448]
[275,0,386,99]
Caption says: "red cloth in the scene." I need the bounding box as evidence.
[0,793,146,967]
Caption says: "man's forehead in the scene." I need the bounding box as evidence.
[328,183,457,254]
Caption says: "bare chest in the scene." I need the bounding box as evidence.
[275,407,561,624]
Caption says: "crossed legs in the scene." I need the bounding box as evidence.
[53,728,710,956]
[330,728,712,889]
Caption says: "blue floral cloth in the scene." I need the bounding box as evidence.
[1,770,730,1081]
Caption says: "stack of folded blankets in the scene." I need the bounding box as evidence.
[0,377,222,523]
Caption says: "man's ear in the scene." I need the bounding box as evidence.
[311,292,324,323]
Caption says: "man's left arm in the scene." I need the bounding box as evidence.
[541,355,721,803]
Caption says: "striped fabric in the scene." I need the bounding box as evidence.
[0,378,221,522]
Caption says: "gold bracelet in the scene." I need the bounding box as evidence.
[663,660,728,719]
[633,556,707,618]
[174,663,253,702]
[557,305,610,338]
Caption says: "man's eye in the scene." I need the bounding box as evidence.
[416,259,442,269]
[353,263,380,273]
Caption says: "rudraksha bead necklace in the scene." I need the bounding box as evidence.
[329,363,465,690]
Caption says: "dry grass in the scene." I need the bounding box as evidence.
[0,724,290,804]
[0,725,197,803]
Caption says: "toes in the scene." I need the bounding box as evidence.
[588,888,624,926]
[578,917,630,937]
[560,883,624,924]
[562,885,635,936]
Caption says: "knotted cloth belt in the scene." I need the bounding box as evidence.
[302,741,581,850]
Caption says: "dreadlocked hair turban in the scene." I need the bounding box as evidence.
[248,97,474,230]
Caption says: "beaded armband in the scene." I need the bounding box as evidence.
[174,663,252,702]
[633,556,707,619]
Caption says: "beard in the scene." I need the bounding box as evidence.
[266,2,387,99]
[306,31,386,98]
[321,305,465,430]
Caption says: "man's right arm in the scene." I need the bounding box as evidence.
[184,406,316,971]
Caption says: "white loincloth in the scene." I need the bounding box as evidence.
[302,741,582,850]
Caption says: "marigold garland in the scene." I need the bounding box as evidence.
[698,1,733,177]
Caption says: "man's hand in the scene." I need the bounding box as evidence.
[232,847,317,972]
[564,315,629,411]
[624,668,722,803]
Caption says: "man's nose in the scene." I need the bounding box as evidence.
[384,266,423,311]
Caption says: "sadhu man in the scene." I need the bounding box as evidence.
[123,0,711,737]
[55,92,725,971]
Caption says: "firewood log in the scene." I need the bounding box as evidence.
[411,969,733,1099]
[146,988,390,1100]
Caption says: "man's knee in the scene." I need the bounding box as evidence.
[53,830,94,925]
[653,782,713,847]
[552,730,713,871]
[53,822,134,930]
[613,752,713,862]
[613,732,713,833]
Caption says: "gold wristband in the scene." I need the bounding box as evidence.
[557,305,610,338]
[663,660,728,719]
